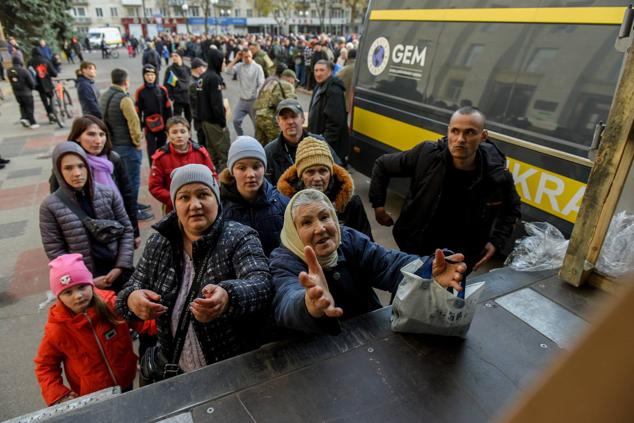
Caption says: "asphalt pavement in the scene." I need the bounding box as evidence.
[0,48,406,420]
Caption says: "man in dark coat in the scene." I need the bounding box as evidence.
[307,60,349,166]
[28,47,58,122]
[164,51,192,124]
[197,48,230,171]
[369,106,522,273]
[8,56,38,128]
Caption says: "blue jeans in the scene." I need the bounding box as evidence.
[295,63,305,87]
[113,145,142,208]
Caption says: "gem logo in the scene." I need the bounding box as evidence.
[367,37,390,76]
[59,275,72,285]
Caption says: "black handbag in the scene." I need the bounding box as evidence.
[140,255,210,382]
[55,190,125,244]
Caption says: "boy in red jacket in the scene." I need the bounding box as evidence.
[149,116,218,213]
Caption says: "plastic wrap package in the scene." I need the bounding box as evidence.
[596,211,634,278]
[504,222,569,271]
[391,259,485,337]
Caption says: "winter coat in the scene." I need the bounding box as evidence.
[307,76,349,162]
[369,138,521,261]
[149,142,218,212]
[40,143,134,273]
[116,213,273,366]
[8,64,35,96]
[134,83,173,130]
[164,63,192,104]
[34,289,138,405]
[197,50,226,127]
[277,163,373,240]
[142,48,161,71]
[49,149,140,238]
[219,169,289,256]
[264,131,342,185]
[271,227,419,334]
[76,75,102,119]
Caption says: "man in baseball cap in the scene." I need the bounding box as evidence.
[264,99,342,185]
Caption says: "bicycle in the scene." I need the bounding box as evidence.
[102,47,120,59]
[51,78,76,129]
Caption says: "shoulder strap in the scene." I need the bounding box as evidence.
[54,189,89,221]
[276,81,287,100]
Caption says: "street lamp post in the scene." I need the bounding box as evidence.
[210,0,219,35]
[182,3,190,35]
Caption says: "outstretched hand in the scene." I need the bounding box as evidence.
[127,289,168,320]
[431,249,467,292]
[299,246,343,319]
[190,284,229,323]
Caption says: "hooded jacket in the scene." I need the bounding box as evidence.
[8,62,35,96]
[307,75,349,162]
[134,83,173,129]
[116,213,273,367]
[76,75,102,119]
[34,289,137,405]
[149,141,218,212]
[277,163,373,240]
[39,142,134,272]
[369,138,521,264]
[219,169,289,256]
[197,48,226,127]
[28,48,58,93]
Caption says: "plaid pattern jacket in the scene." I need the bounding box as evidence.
[116,212,272,365]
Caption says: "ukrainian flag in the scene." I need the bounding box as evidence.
[167,71,178,87]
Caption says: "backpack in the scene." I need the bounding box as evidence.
[35,63,48,79]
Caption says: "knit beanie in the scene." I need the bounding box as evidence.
[49,254,94,297]
[170,164,220,206]
[142,64,157,76]
[295,137,334,178]
[227,136,267,175]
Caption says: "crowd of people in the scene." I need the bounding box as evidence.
[0,30,521,407]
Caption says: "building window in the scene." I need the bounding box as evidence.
[125,7,138,17]
[444,78,464,101]
[311,10,317,18]
[160,8,168,16]
[235,9,240,17]
[526,48,558,73]
[110,7,118,17]
[330,9,342,19]
[246,9,253,17]
[462,44,483,67]
[76,7,86,17]
[96,8,103,17]
[190,6,200,16]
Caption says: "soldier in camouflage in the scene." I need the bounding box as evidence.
[254,69,298,146]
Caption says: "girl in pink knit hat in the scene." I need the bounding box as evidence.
[34,254,153,406]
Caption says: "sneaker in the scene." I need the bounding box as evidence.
[0,163,5,169]
[137,203,152,211]
[30,124,40,129]
[0,157,10,164]
[20,119,29,128]
[48,113,56,123]
[137,209,154,221]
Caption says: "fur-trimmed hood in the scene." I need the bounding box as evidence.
[277,163,354,213]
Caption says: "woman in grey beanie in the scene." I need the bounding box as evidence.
[219,136,290,256]
[117,163,273,380]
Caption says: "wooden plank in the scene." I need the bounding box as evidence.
[559,43,634,287]
[587,272,621,294]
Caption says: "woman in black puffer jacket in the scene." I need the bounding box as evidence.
[49,115,141,249]
[40,141,134,291]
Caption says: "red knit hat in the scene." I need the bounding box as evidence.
[49,254,94,297]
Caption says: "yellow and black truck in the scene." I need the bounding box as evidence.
[350,0,631,234]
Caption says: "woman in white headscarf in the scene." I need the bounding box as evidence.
[270,189,466,334]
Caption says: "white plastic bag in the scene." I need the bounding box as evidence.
[596,211,634,278]
[504,222,569,271]
[391,259,485,337]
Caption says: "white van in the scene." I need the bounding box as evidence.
[88,27,122,49]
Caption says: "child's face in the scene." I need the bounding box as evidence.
[59,284,93,314]
[144,72,156,84]
[168,123,190,151]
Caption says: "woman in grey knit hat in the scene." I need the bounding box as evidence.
[117,164,273,381]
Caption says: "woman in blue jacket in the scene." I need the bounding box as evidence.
[220,136,289,256]
[270,189,467,334]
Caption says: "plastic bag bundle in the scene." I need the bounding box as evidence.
[391,259,485,337]
[596,211,634,278]
[504,221,569,271]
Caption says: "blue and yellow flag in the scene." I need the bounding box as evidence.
[167,71,178,87]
